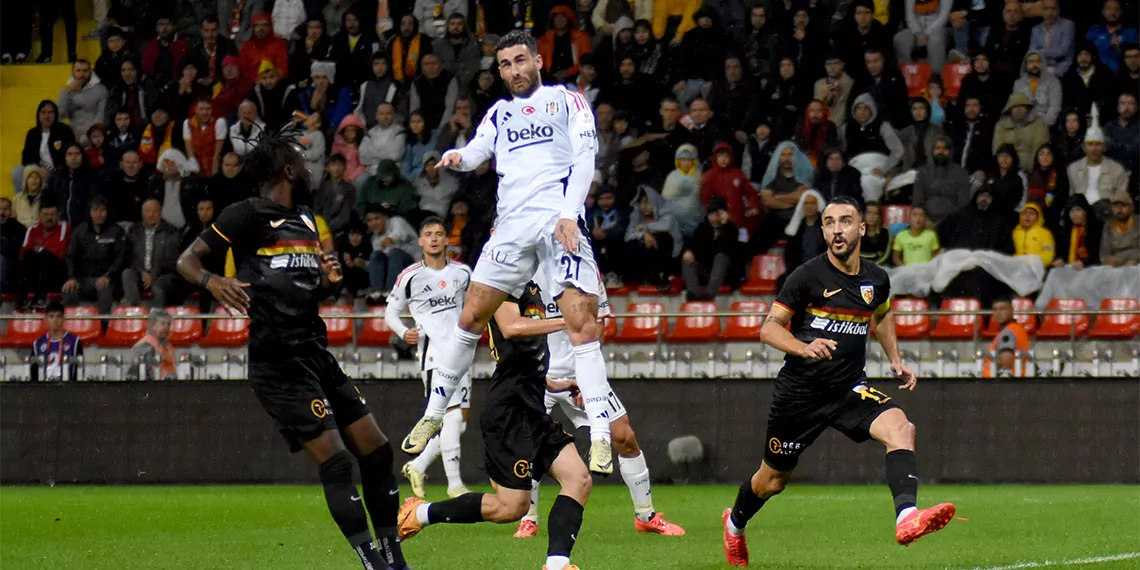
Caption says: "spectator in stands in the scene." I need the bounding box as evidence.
[1085,0,1137,73]
[894,0,952,72]
[993,92,1049,170]
[298,113,326,189]
[1053,108,1087,168]
[20,203,69,307]
[211,56,252,123]
[939,185,1016,252]
[250,61,297,128]
[914,136,972,224]
[14,101,74,193]
[760,141,815,243]
[675,7,731,104]
[57,60,109,147]
[48,143,99,226]
[631,20,671,86]
[329,8,380,92]
[624,186,681,290]
[331,114,367,184]
[14,166,47,227]
[149,149,201,231]
[814,54,855,128]
[1028,0,1075,76]
[1115,43,1139,98]
[94,28,132,92]
[414,151,460,218]
[28,302,83,381]
[740,4,779,87]
[986,3,1032,81]
[0,198,24,295]
[1100,189,1139,266]
[957,51,1011,121]
[948,96,995,187]
[434,98,476,155]
[1061,42,1113,119]
[189,16,238,88]
[103,151,149,225]
[105,110,140,167]
[662,144,704,238]
[205,152,253,212]
[1052,194,1102,268]
[815,148,864,206]
[780,4,825,78]
[402,111,436,180]
[106,60,158,135]
[741,120,775,184]
[337,221,371,298]
[36,0,77,64]
[892,205,941,265]
[359,159,418,217]
[702,143,760,241]
[218,0,263,44]
[227,101,266,157]
[182,97,227,177]
[1104,93,1138,182]
[783,190,827,274]
[62,197,125,315]
[1012,51,1063,126]
[356,53,404,130]
[686,98,723,168]
[84,125,108,172]
[300,61,355,135]
[589,187,628,285]
[138,104,182,169]
[364,204,418,297]
[682,196,739,300]
[271,0,305,39]
[324,0,352,37]
[410,54,459,133]
[314,155,356,239]
[416,0,468,39]
[598,57,659,131]
[842,93,904,203]
[762,56,812,141]
[122,199,181,307]
[1024,143,1066,223]
[389,14,434,86]
[898,98,943,171]
[240,14,289,81]
[860,201,892,264]
[289,16,332,91]
[142,17,189,88]
[433,13,481,88]
[835,0,894,73]
[591,0,646,41]
[852,47,910,128]
[988,144,1028,216]
[793,100,839,167]
[360,103,407,181]
[984,297,1031,378]
[125,310,177,381]
[1068,116,1129,221]
[1012,202,1056,266]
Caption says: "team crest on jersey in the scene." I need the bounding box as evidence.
[300,213,316,233]
[522,105,535,115]
[454,278,464,290]
[860,285,874,304]
[546,101,559,114]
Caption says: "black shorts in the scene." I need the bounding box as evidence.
[481,401,574,490]
[763,381,900,472]
[248,344,371,452]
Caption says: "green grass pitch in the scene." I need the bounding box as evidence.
[3,484,1138,569]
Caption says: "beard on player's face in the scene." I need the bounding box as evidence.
[828,227,860,261]
[504,64,540,97]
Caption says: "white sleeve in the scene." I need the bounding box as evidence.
[384,278,411,340]
[182,120,192,141]
[448,101,500,171]
[390,216,418,243]
[214,118,227,139]
[562,90,597,221]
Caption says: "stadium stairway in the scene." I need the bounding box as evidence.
[1,17,102,200]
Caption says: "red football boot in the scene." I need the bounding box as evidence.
[895,503,956,546]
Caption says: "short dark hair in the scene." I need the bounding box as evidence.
[89,195,108,210]
[419,216,446,233]
[827,195,864,218]
[328,153,347,165]
[365,204,390,217]
[201,14,220,26]
[45,301,65,315]
[496,30,538,56]
[1122,42,1139,54]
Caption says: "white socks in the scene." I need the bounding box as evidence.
[725,516,745,537]
[573,341,612,442]
[619,452,654,522]
[415,502,432,526]
[441,407,465,491]
[424,327,480,418]
[897,506,917,525]
[523,478,540,523]
[411,435,442,473]
[544,556,570,570]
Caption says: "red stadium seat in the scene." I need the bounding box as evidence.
[883,205,912,227]
[929,298,982,340]
[720,300,769,342]
[613,302,665,344]
[666,302,721,343]
[166,306,203,347]
[98,306,148,347]
[63,306,101,345]
[892,298,930,340]
[602,315,618,341]
[0,313,47,349]
[1089,298,1139,339]
[606,284,632,297]
[982,297,1037,338]
[941,62,972,100]
[636,276,683,296]
[198,308,250,347]
[321,306,354,346]
[900,62,934,97]
[740,254,785,295]
[357,306,393,347]
[1036,298,1090,339]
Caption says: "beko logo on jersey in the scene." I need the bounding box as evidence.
[809,317,868,335]
[429,296,458,308]
[506,124,554,143]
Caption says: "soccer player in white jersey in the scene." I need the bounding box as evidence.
[386,217,473,500]
[400,30,618,479]
[514,267,687,539]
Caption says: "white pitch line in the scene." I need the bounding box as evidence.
[964,552,1140,570]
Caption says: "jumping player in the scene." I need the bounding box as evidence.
[177,126,410,570]
[722,196,955,567]
[398,280,591,570]
[400,30,618,476]
[387,217,473,500]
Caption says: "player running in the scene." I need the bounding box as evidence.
[386,217,473,500]
[514,272,685,539]
[722,196,955,567]
[177,126,410,570]
[400,30,618,476]
[398,280,590,570]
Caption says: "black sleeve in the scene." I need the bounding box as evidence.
[773,263,811,314]
[107,227,129,276]
[199,200,254,253]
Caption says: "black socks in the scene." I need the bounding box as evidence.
[427,492,486,524]
[358,443,406,569]
[885,449,919,516]
[318,450,388,569]
[547,495,584,558]
[730,480,770,530]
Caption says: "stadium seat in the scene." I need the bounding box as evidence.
[0,313,47,349]
[98,306,148,348]
[601,315,618,341]
[166,306,203,347]
[900,62,934,97]
[982,297,1037,338]
[606,284,632,297]
[883,205,911,227]
[357,306,393,347]
[720,300,769,342]
[1036,298,1090,339]
[636,276,683,296]
[1089,298,1139,340]
[740,254,785,295]
[929,298,982,340]
[198,308,250,347]
[63,306,101,345]
[321,306,354,346]
[941,62,972,99]
[666,302,721,343]
[892,298,931,340]
[613,302,665,344]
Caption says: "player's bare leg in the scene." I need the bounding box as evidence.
[341,414,410,569]
[403,283,507,453]
[722,461,794,567]
[611,416,685,536]
[557,287,613,474]
[868,408,955,545]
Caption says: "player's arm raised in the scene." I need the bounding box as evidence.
[555,91,598,253]
[872,302,917,390]
[439,101,500,170]
[759,303,836,360]
[494,300,568,338]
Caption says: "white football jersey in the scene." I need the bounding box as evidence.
[542,281,611,379]
[446,84,597,225]
[385,260,472,370]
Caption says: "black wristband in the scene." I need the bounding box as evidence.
[201,271,213,289]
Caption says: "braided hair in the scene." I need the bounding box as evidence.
[239,118,314,206]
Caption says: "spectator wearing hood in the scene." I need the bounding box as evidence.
[1012,50,1063,126]
[758,141,814,246]
[814,148,864,206]
[662,144,704,238]
[814,53,856,128]
[986,3,1031,81]
[939,185,1016,252]
[240,14,289,81]
[841,93,904,201]
[1028,0,1075,76]
[957,50,1013,121]
[1012,202,1056,265]
[631,19,671,85]
[1085,0,1138,73]
[211,56,253,123]
[793,100,839,166]
[356,53,405,130]
[948,95,995,184]
[741,4,780,87]
[1053,108,1087,166]
[300,61,355,137]
[851,48,910,128]
[330,8,380,92]
[432,13,481,88]
[835,1,895,74]
[106,59,159,135]
[701,143,760,239]
[893,0,953,72]
[148,149,201,231]
[538,5,595,82]
[682,195,740,300]
[358,159,418,217]
[779,3,826,78]
[783,190,827,273]
[14,166,48,227]
[676,6,731,101]
[413,151,460,218]
[1063,42,1114,119]
[1099,189,1139,266]
[1104,92,1139,182]
[988,144,1028,218]
[1052,194,1102,268]
[898,98,943,171]
[624,186,682,289]
[14,101,75,194]
[57,60,108,146]
[250,61,297,128]
[993,92,1050,169]
[1026,143,1069,225]
[63,196,127,315]
[288,16,332,89]
[48,143,100,226]
[587,187,628,282]
[594,16,636,80]
[103,150,149,225]
[389,14,434,86]
[410,54,459,133]
[741,121,776,185]
[142,16,190,88]
[331,114,368,183]
[761,56,812,141]
[1069,114,1130,221]
[913,136,972,224]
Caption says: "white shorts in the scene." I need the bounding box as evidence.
[424,368,472,409]
[474,211,601,299]
[544,381,626,429]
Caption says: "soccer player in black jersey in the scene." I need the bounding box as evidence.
[397,281,591,570]
[722,196,955,567]
[176,127,410,570]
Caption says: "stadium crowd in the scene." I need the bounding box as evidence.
[1,0,1138,313]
